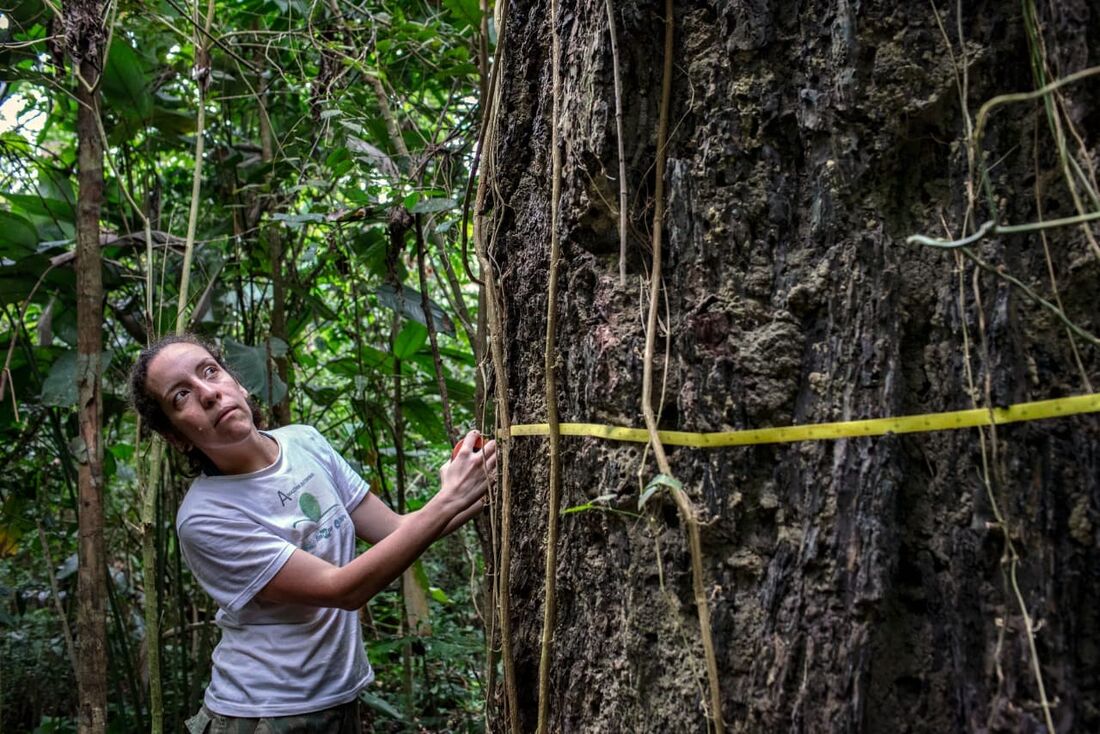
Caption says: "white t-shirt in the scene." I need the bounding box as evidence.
[176,424,374,717]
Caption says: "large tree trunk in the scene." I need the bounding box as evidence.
[486,1,1099,732]
[67,1,109,731]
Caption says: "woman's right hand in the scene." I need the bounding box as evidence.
[438,430,497,515]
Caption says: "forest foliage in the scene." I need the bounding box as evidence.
[0,0,492,730]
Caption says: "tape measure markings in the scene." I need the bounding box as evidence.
[508,394,1100,448]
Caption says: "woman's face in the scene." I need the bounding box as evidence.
[144,342,256,454]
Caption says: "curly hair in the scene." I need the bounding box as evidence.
[129,333,264,475]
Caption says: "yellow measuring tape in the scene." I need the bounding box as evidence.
[509,393,1100,448]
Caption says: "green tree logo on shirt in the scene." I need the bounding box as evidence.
[295,492,341,552]
[299,492,322,522]
[293,492,336,529]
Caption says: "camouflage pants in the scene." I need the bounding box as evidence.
[184,699,361,734]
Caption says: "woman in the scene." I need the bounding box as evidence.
[129,334,495,733]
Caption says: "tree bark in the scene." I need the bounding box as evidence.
[487,1,1100,732]
[66,1,108,731]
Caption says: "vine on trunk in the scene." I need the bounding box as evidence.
[638,2,724,731]
[535,0,565,728]
[474,1,520,726]
[605,0,628,285]
[920,6,1075,730]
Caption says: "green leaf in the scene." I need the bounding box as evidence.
[404,559,432,635]
[429,586,453,604]
[288,286,338,323]
[323,342,420,385]
[360,344,395,370]
[442,0,482,30]
[375,283,455,337]
[355,230,392,279]
[403,397,448,443]
[647,473,683,491]
[0,211,38,258]
[40,350,113,407]
[303,383,344,405]
[3,193,75,223]
[323,357,360,378]
[639,473,683,510]
[410,196,457,214]
[348,135,398,178]
[411,559,431,588]
[443,376,476,403]
[0,131,32,156]
[150,106,197,137]
[55,553,78,581]
[562,494,618,515]
[49,301,78,344]
[359,690,405,722]
[393,321,427,359]
[299,492,322,522]
[108,443,135,461]
[367,637,405,656]
[101,38,153,121]
[272,212,325,228]
[37,169,75,211]
[6,0,48,27]
[326,146,353,178]
[437,346,475,366]
[0,255,73,308]
[223,338,287,406]
[271,0,309,15]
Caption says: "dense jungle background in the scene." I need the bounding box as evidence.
[1,0,1099,732]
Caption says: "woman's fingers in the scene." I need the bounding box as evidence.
[438,431,500,519]
[462,429,481,451]
[453,429,484,458]
[440,445,487,500]
[482,440,498,472]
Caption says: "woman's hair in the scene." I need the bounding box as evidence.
[129,333,264,474]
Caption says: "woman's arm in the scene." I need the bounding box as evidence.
[256,497,462,610]
[348,491,484,544]
[258,432,495,610]
[349,492,403,543]
[437,496,486,536]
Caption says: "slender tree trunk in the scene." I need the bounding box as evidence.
[141,442,165,734]
[487,1,1100,732]
[260,68,292,425]
[269,229,290,424]
[67,2,108,730]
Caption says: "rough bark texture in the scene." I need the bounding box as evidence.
[67,1,108,731]
[487,1,1100,732]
